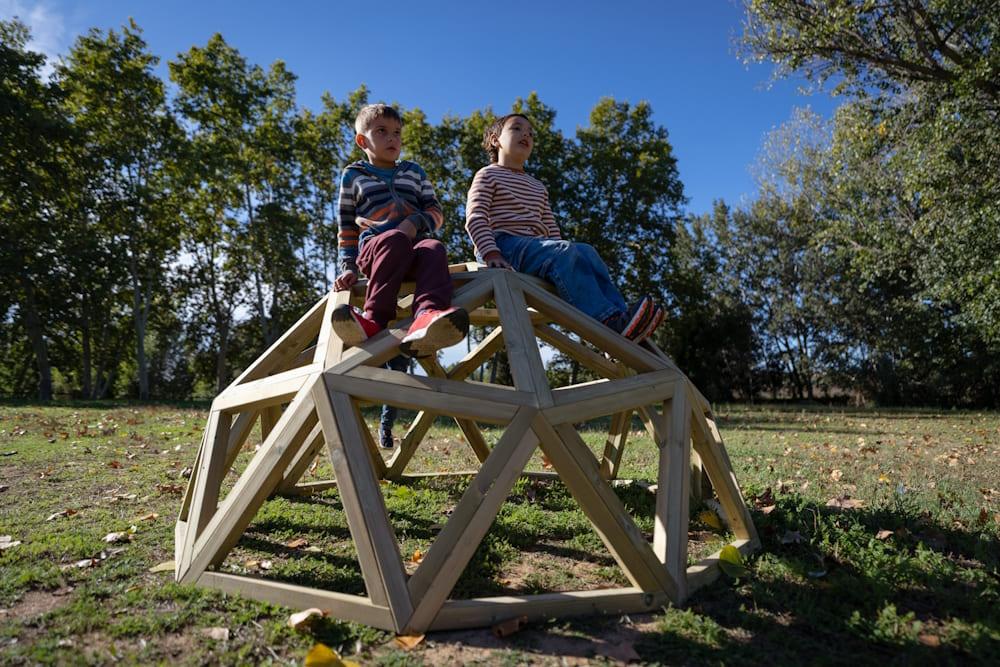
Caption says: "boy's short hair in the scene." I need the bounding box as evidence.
[482,113,532,163]
[355,103,403,134]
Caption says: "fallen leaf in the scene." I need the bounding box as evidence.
[286,538,309,549]
[202,627,229,641]
[492,616,529,638]
[107,461,122,469]
[71,558,99,569]
[46,508,78,521]
[136,512,159,522]
[875,530,893,540]
[760,505,777,515]
[304,643,360,667]
[149,560,175,573]
[698,509,723,531]
[394,633,425,650]
[830,469,843,482]
[288,608,325,630]
[541,454,553,470]
[977,508,989,525]
[826,496,865,510]
[410,549,424,564]
[103,532,131,544]
[260,560,273,570]
[918,633,941,647]
[0,485,8,493]
[0,536,21,551]
[718,544,749,579]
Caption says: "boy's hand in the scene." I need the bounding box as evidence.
[484,251,512,270]
[398,218,418,240]
[334,270,357,291]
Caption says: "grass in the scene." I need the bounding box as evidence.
[0,402,998,665]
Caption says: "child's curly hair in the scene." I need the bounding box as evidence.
[482,113,532,163]
[355,103,403,134]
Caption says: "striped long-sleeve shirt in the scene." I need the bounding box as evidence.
[464,163,561,258]
[337,160,444,274]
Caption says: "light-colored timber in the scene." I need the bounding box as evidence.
[177,268,756,631]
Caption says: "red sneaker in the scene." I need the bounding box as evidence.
[400,307,470,358]
[634,305,665,342]
[331,304,382,347]
[621,296,654,340]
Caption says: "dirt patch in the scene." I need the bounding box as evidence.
[374,614,661,665]
[496,547,624,594]
[0,588,74,621]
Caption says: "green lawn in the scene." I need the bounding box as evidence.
[1,403,998,665]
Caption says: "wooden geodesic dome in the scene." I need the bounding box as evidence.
[174,265,758,633]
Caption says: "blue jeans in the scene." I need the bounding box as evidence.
[492,233,627,323]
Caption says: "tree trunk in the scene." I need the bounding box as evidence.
[18,276,52,401]
[130,253,149,400]
[81,298,93,399]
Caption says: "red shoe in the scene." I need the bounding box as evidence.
[634,305,665,342]
[621,296,654,340]
[400,307,470,358]
[331,305,382,347]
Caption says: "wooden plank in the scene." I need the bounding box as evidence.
[260,406,281,442]
[653,389,691,602]
[385,404,439,478]
[352,397,388,479]
[544,369,680,425]
[222,410,260,472]
[469,308,548,326]
[327,366,532,424]
[599,411,632,480]
[532,415,677,598]
[405,408,539,633]
[419,357,492,463]
[429,588,669,631]
[685,538,754,598]
[226,293,327,389]
[327,274,495,377]
[492,273,553,407]
[198,572,394,631]
[275,421,325,493]
[178,381,319,584]
[321,385,413,629]
[213,364,320,412]
[519,278,669,374]
[691,407,759,546]
[534,324,622,380]
[445,326,506,382]
[179,410,232,573]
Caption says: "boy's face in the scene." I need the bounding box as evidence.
[356,116,402,168]
[495,116,534,163]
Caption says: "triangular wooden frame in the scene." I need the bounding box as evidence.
[175,267,759,632]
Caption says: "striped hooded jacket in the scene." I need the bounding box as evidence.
[336,160,444,274]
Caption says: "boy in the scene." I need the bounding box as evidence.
[465,113,664,341]
[333,103,469,358]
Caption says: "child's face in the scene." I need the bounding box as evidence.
[495,116,534,163]
[356,117,402,168]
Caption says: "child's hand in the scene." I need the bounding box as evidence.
[334,270,357,291]
[484,251,512,270]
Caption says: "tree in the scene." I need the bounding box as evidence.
[0,19,72,400]
[57,20,181,400]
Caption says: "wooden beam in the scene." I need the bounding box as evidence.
[326,366,533,424]
[316,289,351,368]
[599,411,632,480]
[179,411,232,573]
[544,369,680,425]
[198,572,394,631]
[653,389,691,602]
[317,384,413,629]
[405,407,539,633]
[445,326,506,381]
[685,538,755,597]
[492,273,553,407]
[532,415,678,599]
[212,364,320,412]
[534,324,622,380]
[429,588,669,631]
[274,421,325,494]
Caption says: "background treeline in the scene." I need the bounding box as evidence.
[2,0,998,407]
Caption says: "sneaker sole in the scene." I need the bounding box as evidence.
[635,306,664,343]
[400,308,470,358]
[621,297,654,339]
[331,306,369,347]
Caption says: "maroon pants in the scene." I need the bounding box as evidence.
[357,230,453,329]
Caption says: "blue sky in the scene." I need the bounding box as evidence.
[5,0,841,217]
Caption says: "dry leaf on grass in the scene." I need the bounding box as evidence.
[286,538,309,549]
[260,560,273,570]
[0,485,9,493]
[107,460,122,469]
[830,469,843,482]
[875,529,894,540]
[410,549,424,564]
[288,608,325,630]
[492,615,529,638]
[698,509,723,530]
[148,560,175,573]
[760,505,777,515]
[103,531,131,544]
[826,496,865,510]
[0,536,22,551]
[304,643,360,667]
[136,512,159,522]
[46,508,78,521]
[918,633,941,647]
[718,544,749,579]
[541,454,553,470]
[394,633,425,650]
[202,627,229,641]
